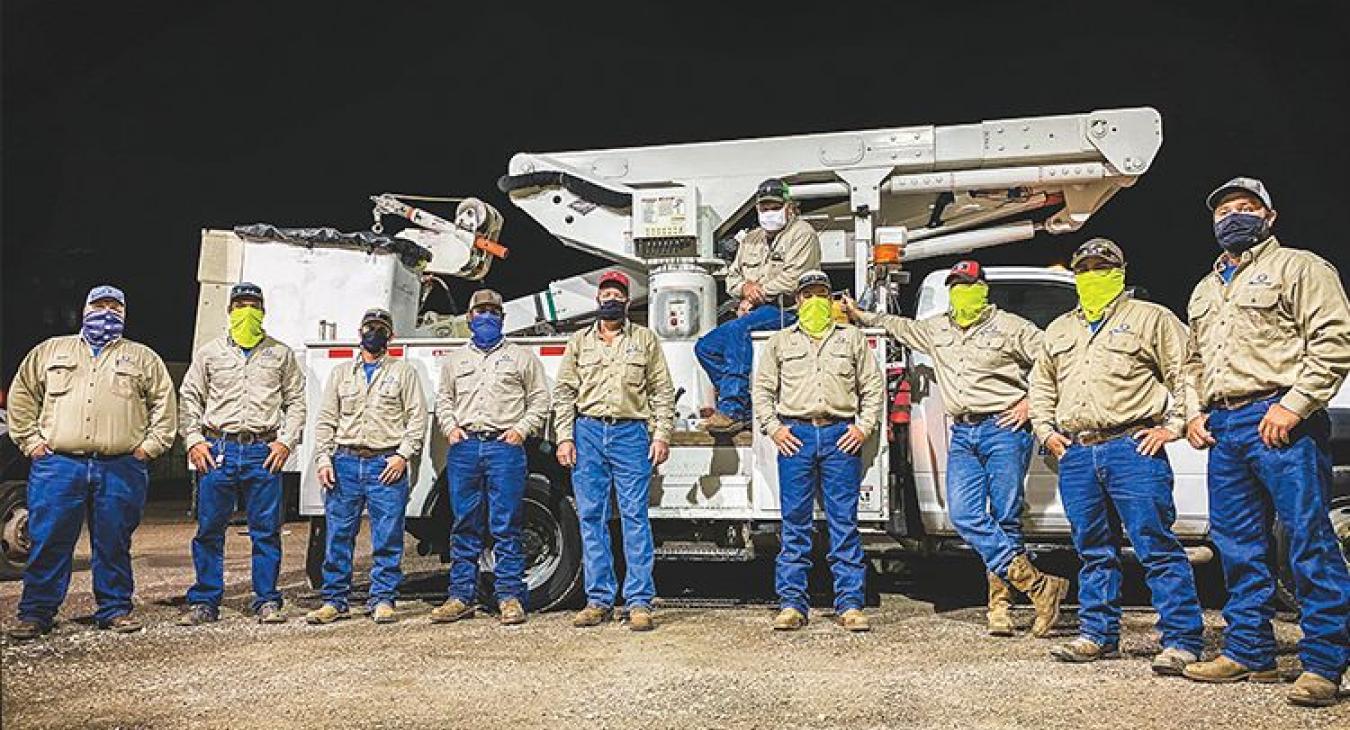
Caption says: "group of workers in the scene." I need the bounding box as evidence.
[3,174,1348,708]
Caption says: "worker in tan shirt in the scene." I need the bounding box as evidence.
[430,289,550,627]
[6,285,176,640]
[753,270,883,633]
[176,282,306,626]
[1029,238,1203,672]
[843,260,1068,639]
[553,270,675,632]
[697,178,822,432]
[1177,177,1350,707]
[306,308,427,626]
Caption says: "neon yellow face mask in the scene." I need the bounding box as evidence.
[1074,268,1126,323]
[797,297,833,337]
[229,306,265,348]
[949,282,989,328]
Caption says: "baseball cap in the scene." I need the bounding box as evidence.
[86,285,126,307]
[467,289,504,311]
[360,308,394,329]
[1070,238,1126,270]
[598,270,631,294]
[1206,176,1273,211]
[229,282,264,304]
[755,178,791,203]
[945,260,985,285]
[796,269,831,293]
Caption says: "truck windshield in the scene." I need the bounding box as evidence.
[989,281,1078,329]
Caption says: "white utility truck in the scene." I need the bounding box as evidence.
[185,107,1350,611]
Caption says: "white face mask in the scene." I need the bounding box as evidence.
[758,207,787,232]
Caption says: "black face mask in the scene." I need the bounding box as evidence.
[361,328,391,353]
[1213,212,1270,255]
[597,299,628,322]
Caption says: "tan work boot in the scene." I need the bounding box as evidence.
[572,604,612,627]
[986,573,1014,637]
[430,598,475,624]
[6,620,52,641]
[1150,647,1198,677]
[1182,655,1281,684]
[1005,554,1068,638]
[1287,672,1340,708]
[498,599,526,626]
[839,609,871,633]
[1050,636,1120,663]
[773,607,808,631]
[305,603,351,625]
[371,602,397,624]
[700,411,748,433]
[628,606,654,632]
[101,614,143,634]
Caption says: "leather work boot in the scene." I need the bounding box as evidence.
[430,598,475,624]
[177,604,218,627]
[839,609,871,633]
[700,411,748,434]
[1182,655,1281,684]
[572,604,613,627]
[1005,554,1069,638]
[1287,672,1340,708]
[1150,647,1198,677]
[101,614,144,634]
[6,620,52,641]
[1050,637,1120,663]
[304,603,351,625]
[371,602,397,624]
[498,599,526,626]
[773,607,808,631]
[628,606,655,632]
[986,573,1014,637]
[256,602,287,624]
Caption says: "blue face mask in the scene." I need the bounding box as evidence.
[82,309,125,348]
[597,299,627,322]
[360,328,390,354]
[469,311,504,350]
[1214,212,1270,254]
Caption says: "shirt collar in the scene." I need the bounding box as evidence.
[1074,293,1130,327]
[1212,235,1280,277]
[947,304,998,331]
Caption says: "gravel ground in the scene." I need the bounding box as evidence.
[1,501,1347,729]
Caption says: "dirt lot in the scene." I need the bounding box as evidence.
[1,501,1346,730]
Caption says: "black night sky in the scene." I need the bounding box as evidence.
[4,1,1348,383]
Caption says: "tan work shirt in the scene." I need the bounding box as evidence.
[7,335,177,458]
[752,323,885,437]
[552,322,676,443]
[725,218,822,299]
[1029,295,1189,444]
[1184,237,1350,419]
[858,306,1041,416]
[313,355,427,469]
[435,342,551,437]
[179,335,306,450]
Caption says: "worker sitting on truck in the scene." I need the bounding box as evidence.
[6,285,177,640]
[307,308,427,626]
[177,282,306,626]
[753,270,884,632]
[1178,177,1350,708]
[1029,238,1204,674]
[553,270,676,632]
[430,289,551,627]
[696,178,821,433]
[842,260,1070,639]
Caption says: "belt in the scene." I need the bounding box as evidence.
[465,430,504,440]
[952,412,999,426]
[1071,419,1157,447]
[205,428,277,445]
[54,451,130,460]
[336,445,399,458]
[1208,388,1285,412]
[578,415,644,426]
[784,416,847,427]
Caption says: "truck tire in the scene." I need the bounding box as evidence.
[0,480,29,581]
[1273,497,1350,612]
[476,474,583,612]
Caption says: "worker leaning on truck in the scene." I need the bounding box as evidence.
[1178,177,1350,708]
[307,308,427,626]
[176,282,306,627]
[430,289,551,627]
[697,178,822,433]
[753,270,884,633]
[1028,238,1205,674]
[843,260,1070,639]
[6,285,177,640]
[552,270,676,632]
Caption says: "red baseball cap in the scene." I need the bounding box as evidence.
[597,270,631,293]
[945,260,984,285]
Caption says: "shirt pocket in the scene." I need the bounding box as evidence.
[975,333,1008,367]
[112,360,143,398]
[778,345,812,387]
[44,362,78,397]
[826,342,856,380]
[739,244,768,271]
[339,381,363,416]
[453,360,477,396]
[1102,333,1142,375]
[1186,296,1214,344]
[1235,286,1284,339]
[377,378,403,413]
[624,354,647,388]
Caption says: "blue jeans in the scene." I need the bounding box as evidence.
[1058,436,1204,654]
[446,437,528,604]
[186,439,283,613]
[947,419,1035,577]
[1208,398,1349,682]
[18,453,148,627]
[321,452,409,610]
[695,304,795,421]
[775,420,866,614]
[572,417,655,608]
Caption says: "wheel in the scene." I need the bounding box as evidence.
[476,474,583,612]
[0,480,29,580]
[305,516,326,590]
[1273,497,1350,612]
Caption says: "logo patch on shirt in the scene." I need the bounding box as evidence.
[1108,323,1132,336]
[1247,272,1273,287]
